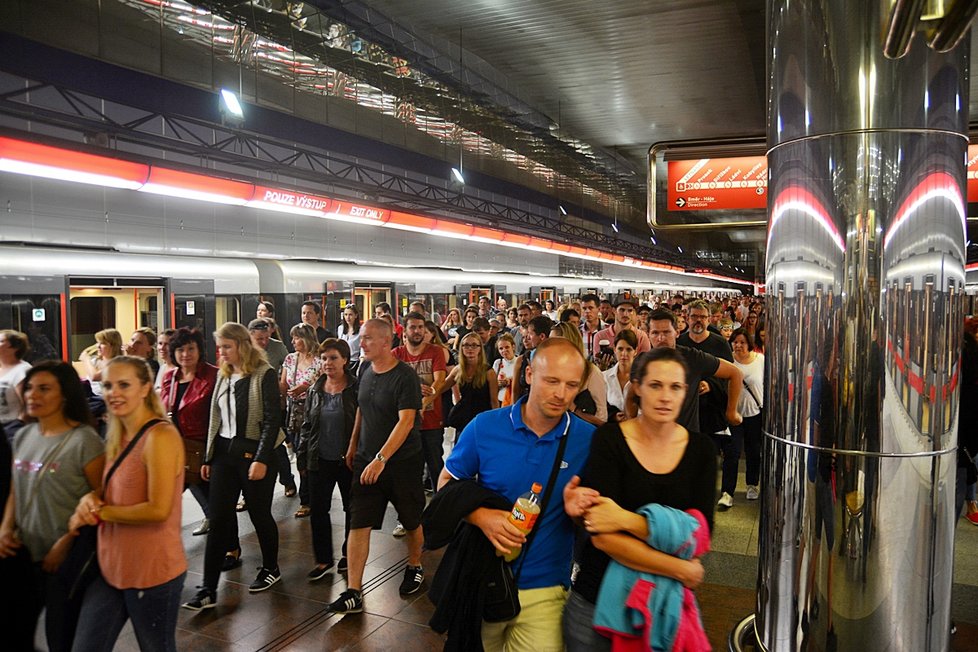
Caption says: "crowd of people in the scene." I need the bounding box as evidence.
[0,291,772,650]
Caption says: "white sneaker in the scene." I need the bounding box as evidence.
[746,485,760,501]
[392,522,407,537]
[717,492,734,510]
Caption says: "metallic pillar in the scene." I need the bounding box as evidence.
[759,2,969,650]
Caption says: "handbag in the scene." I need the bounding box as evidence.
[287,395,307,434]
[183,438,206,486]
[482,414,571,623]
[57,418,164,600]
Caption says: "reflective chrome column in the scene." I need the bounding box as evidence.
[760,2,969,650]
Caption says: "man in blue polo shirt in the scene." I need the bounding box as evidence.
[438,337,595,652]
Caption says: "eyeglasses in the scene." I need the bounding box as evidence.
[461,344,482,349]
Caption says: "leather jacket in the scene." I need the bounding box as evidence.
[159,362,218,441]
[206,366,282,465]
[296,371,358,472]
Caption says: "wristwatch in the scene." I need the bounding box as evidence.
[374,452,387,463]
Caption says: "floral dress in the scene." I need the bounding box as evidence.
[283,353,323,434]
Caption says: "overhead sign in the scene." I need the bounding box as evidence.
[250,186,332,215]
[330,201,390,222]
[667,156,768,211]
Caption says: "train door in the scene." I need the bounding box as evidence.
[354,282,393,320]
[168,278,222,362]
[467,286,493,306]
[68,278,165,363]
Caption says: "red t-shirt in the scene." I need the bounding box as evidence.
[393,344,448,430]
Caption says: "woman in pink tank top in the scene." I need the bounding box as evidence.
[69,356,186,652]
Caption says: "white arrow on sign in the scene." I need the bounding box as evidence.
[675,197,687,208]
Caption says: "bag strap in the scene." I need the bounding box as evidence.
[743,381,762,410]
[102,418,165,499]
[513,413,571,581]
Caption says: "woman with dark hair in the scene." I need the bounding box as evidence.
[602,329,639,421]
[563,348,717,651]
[256,299,285,342]
[69,356,185,652]
[0,329,32,441]
[754,321,767,354]
[281,324,323,518]
[160,327,219,536]
[0,361,104,652]
[297,338,357,579]
[338,305,363,366]
[183,322,282,610]
[730,328,764,502]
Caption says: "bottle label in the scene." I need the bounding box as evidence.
[510,506,539,533]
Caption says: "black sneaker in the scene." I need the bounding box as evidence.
[182,589,216,611]
[337,557,348,573]
[327,588,363,614]
[249,567,281,593]
[399,565,424,595]
[307,561,334,582]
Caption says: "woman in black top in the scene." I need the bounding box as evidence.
[562,347,717,652]
[297,339,357,579]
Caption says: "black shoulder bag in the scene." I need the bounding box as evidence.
[483,414,571,623]
[58,418,165,600]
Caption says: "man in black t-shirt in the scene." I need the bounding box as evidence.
[678,300,734,434]
[328,318,426,615]
[639,309,743,433]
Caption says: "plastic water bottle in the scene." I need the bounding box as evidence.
[501,482,543,562]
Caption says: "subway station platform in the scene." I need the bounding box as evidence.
[37,455,978,651]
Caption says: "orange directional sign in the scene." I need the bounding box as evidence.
[667,156,768,211]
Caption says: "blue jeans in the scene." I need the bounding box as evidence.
[562,590,610,652]
[71,572,185,652]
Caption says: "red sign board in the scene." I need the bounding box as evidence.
[251,186,331,214]
[968,144,978,202]
[667,156,768,211]
[330,201,390,222]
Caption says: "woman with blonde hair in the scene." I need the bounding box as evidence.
[82,328,123,396]
[443,332,498,439]
[183,322,282,611]
[550,321,608,426]
[492,332,518,407]
[69,356,186,651]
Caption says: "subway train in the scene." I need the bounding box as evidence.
[0,244,744,364]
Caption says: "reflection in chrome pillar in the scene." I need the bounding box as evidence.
[760,2,968,651]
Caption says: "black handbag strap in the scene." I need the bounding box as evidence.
[513,412,571,580]
[102,418,165,498]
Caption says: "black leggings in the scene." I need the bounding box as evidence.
[202,438,279,591]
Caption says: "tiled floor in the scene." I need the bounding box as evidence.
[38,457,978,651]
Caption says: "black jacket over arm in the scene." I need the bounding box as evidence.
[423,480,512,652]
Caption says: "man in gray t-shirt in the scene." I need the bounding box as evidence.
[327,319,425,615]
[9,423,104,562]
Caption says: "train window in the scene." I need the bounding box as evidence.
[215,296,240,326]
[0,294,63,362]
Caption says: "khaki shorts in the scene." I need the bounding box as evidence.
[481,585,569,652]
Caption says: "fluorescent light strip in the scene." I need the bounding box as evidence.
[0,160,146,190]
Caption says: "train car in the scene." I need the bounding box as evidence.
[0,244,745,364]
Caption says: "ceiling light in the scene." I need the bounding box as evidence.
[650,236,657,245]
[559,204,568,215]
[220,89,244,119]
[678,246,683,253]
[451,167,465,184]
[612,221,619,233]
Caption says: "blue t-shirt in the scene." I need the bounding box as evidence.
[445,396,595,590]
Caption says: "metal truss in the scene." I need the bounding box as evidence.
[0,76,698,267]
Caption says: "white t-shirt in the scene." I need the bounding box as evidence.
[734,352,764,418]
[0,360,31,424]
